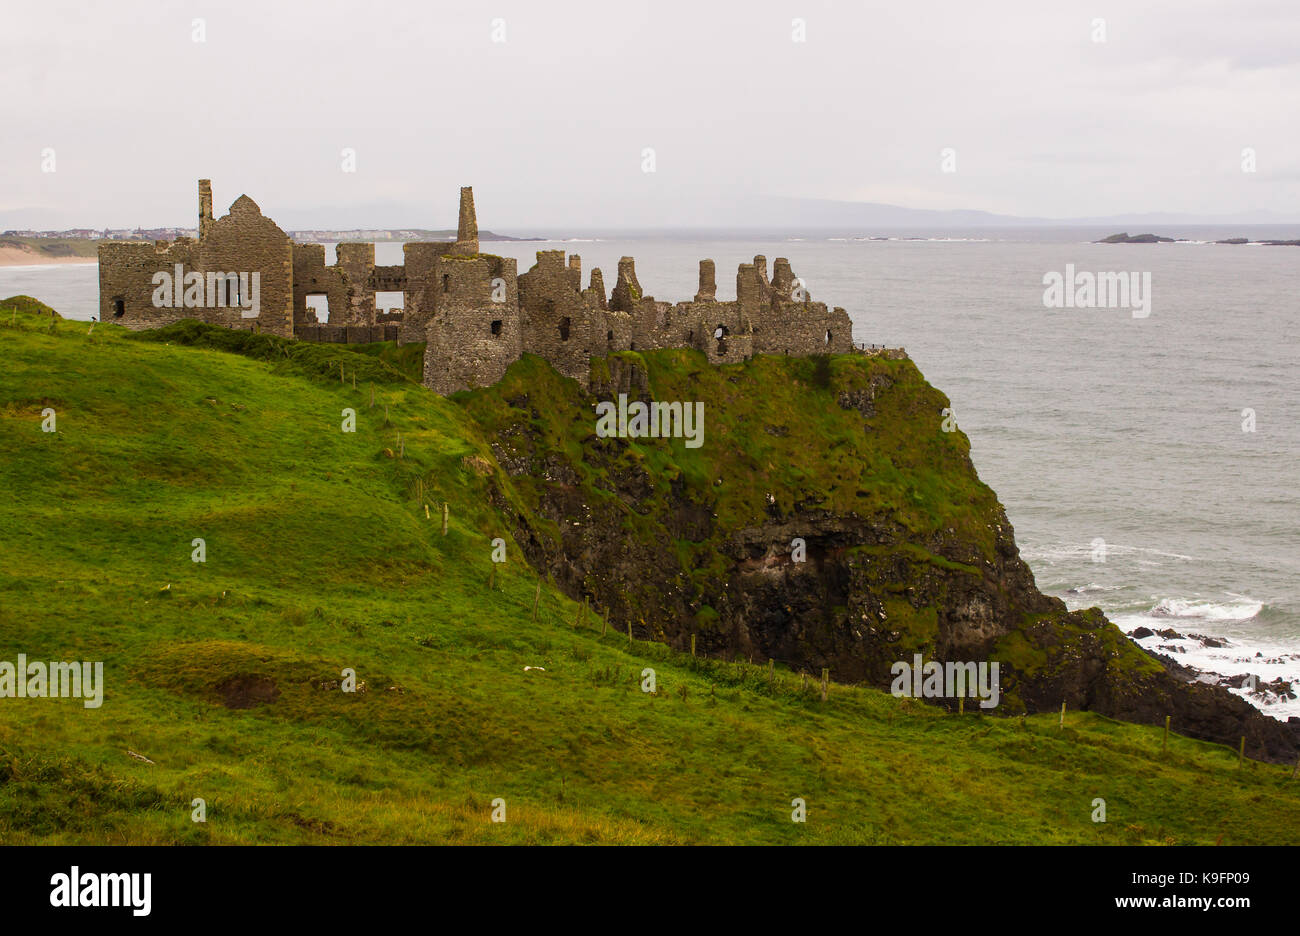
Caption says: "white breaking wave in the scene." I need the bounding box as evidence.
[1118,623,1300,719]
[843,236,993,243]
[1064,582,1123,594]
[1149,597,1263,622]
[1022,542,1197,563]
[1058,588,1293,717]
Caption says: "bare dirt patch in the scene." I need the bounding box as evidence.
[214,674,280,709]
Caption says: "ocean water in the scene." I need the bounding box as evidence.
[5,227,1297,717]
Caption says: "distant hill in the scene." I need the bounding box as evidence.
[0,237,103,266]
[288,229,544,243]
[762,198,1300,229]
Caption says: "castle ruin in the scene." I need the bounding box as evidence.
[99,181,856,394]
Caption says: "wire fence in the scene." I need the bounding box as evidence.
[520,579,1300,773]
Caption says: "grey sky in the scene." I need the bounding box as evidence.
[3,0,1297,229]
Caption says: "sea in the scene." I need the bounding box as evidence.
[4,225,1297,718]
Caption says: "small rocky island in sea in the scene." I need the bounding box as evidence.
[1096,232,1175,243]
[1097,231,1300,245]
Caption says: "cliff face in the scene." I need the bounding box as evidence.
[459,350,1298,762]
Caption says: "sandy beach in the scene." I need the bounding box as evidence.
[0,246,98,267]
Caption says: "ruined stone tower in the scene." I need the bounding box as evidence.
[419,188,525,393]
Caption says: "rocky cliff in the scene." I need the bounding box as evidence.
[458,349,1298,762]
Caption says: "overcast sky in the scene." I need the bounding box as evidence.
[3,0,1298,229]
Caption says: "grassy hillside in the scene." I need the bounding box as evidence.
[1,305,1298,844]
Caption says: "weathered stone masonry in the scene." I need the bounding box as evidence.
[99,181,862,393]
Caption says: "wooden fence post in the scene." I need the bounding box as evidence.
[532,581,541,621]
[820,668,828,702]
[1059,701,1066,728]
[691,634,696,658]
[442,503,448,536]
[1163,715,1170,753]
[1238,736,1245,767]
[768,658,774,689]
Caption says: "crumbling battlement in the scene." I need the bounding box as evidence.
[98,181,864,393]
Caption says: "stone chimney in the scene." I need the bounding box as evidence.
[772,258,794,299]
[198,179,214,240]
[736,263,761,312]
[457,186,478,251]
[588,268,607,310]
[609,257,643,312]
[695,259,717,302]
[753,255,771,301]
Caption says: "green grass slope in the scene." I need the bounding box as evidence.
[0,308,1297,844]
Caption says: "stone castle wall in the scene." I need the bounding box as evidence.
[98,181,863,393]
[100,188,293,336]
[296,323,400,343]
